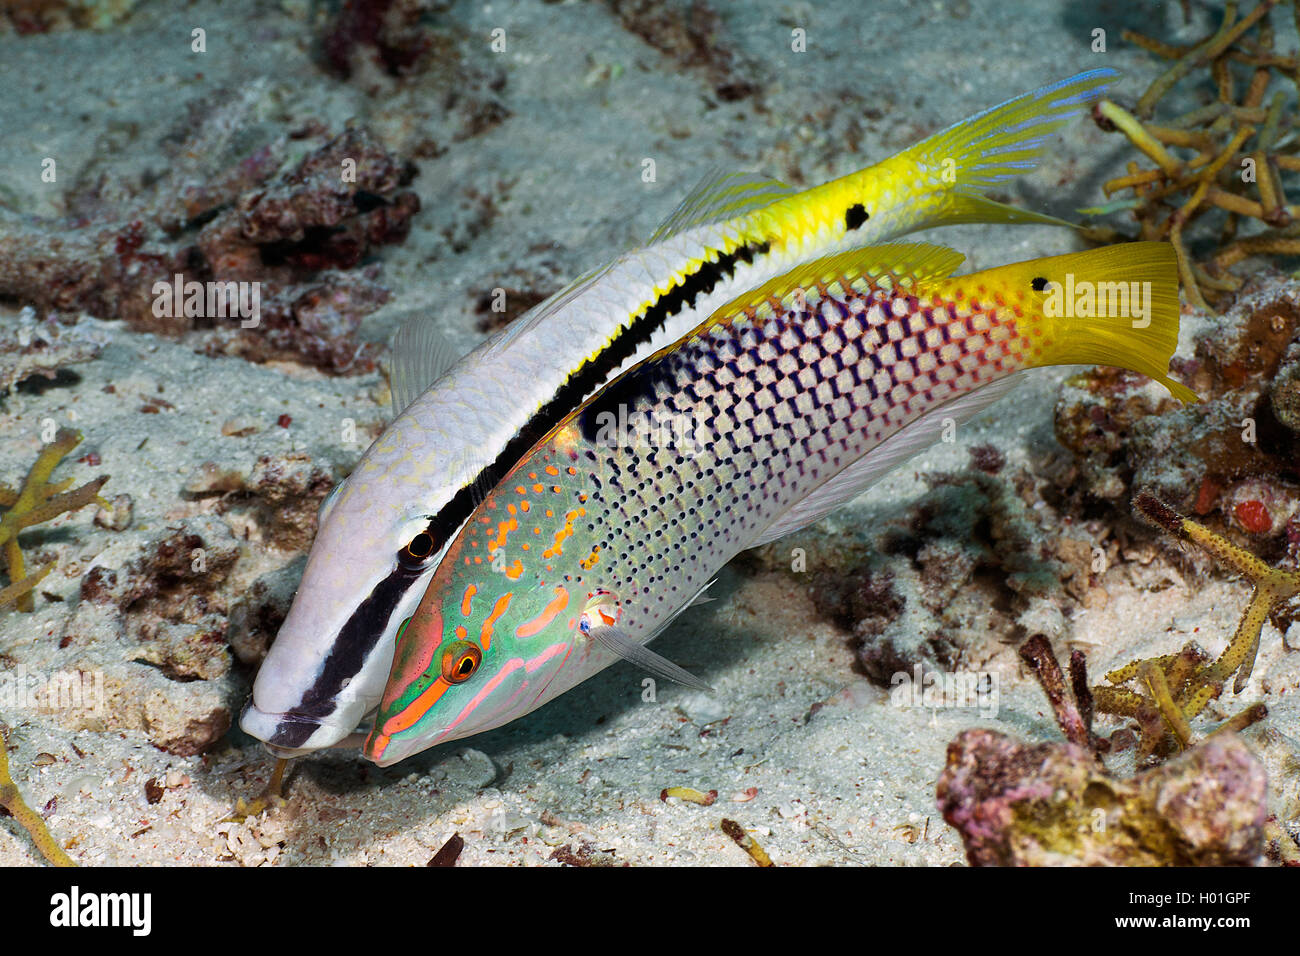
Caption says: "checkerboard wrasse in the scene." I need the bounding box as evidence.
[365,241,1195,765]
[240,70,1122,758]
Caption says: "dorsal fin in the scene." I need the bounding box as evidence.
[388,316,463,416]
[648,168,797,243]
[486,264,613,348]
[718,243,965,318]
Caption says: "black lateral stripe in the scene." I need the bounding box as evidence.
[276,237,772,736]
[269,566,425,746]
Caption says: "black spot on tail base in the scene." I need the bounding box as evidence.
[844,204,869,231]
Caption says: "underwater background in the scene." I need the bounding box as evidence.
[0,0,1297,866]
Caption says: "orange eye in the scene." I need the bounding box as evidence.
[399,531,436,568]
[440,641,482,684]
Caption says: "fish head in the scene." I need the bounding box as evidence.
[361,458,614,766]
[361,571,592,766]
[239,455,452,756]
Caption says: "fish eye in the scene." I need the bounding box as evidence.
[440,641,482,684]
[399,531,437,568]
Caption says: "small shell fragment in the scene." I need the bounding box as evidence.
[220,417,264,437]
[659,786,717,806]
[94,493,133,531]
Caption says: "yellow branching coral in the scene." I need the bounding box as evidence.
[0,727,75,866]
[0,428,107,611]
[1091,492,1291,760]
[1089,1,1300,310]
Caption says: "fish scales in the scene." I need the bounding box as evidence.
[365,258,1038,764]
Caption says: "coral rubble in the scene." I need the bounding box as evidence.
[937,727,1268,866]
[1090,0,1300,309]
[0,98,419,373]
[0,725,75,866]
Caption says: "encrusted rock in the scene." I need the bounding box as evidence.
[937,728,1268,866]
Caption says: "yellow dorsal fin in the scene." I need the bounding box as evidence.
[648,168,798,243]
[719,243,966,317]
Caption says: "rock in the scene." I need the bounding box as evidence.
[936,728,1268,866]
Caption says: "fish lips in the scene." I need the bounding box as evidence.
[238,699,364,755]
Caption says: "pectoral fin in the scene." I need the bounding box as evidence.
[585,624,714,692]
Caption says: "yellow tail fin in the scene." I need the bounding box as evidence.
[748,71,1116,252]
[851,69,1117,229]
[971,242,1198,403]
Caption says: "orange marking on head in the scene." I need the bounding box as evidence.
[460,584,477,617]
[479,592,513,649]
[542,507,586,560]
[515,586,570,638]
[455,625,468,640]
[473,556,482,565]
[507,503,517,516]
[545,465,559,476]
[489,516,518,551]
[566,467,577,476]
[381,680,449,736]
[533,483,544,493]
[528,472,538,480]
[505,559,524,580]
[515,485,527,494]
[520,500,530,513]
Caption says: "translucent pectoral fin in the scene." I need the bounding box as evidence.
[585,624,714,692]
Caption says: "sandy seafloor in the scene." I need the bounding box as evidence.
[0,0,1297,866]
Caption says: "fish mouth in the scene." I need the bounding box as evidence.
[362,729,408,767]
[362,725,452,767]
[239,700,359,754]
